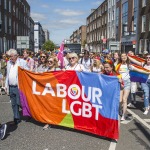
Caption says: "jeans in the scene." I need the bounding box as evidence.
[9,86,20,120]
[141,80,150,108]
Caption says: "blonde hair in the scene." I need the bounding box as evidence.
[68,52,78,60]
[47,56,59,68]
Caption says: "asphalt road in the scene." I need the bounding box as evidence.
[0,92,150,150]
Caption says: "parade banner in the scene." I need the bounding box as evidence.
[18,67,120,140]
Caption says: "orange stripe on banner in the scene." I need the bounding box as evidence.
[18,67,69,125]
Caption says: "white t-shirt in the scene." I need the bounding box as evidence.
[118,64,130,80]
[65,63,85,71]
[79,58,92,72]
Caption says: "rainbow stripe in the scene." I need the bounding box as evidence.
[130,64,149,83]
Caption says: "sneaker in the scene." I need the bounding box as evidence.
[143,110,149,115]
[127,103,134,107]
[43,124,50,130]
[0,124,7,140]
[121,115,125,121]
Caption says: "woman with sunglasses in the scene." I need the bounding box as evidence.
[65,52,84,71]
[129,54,150,115]
[43,56,61,130]
[34,52,48,73]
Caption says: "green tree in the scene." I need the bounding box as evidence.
[42,40,56,51]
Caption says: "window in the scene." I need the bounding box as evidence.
[142,0,146,7]
[122,2,128,36]
[9,0,11,12]
[133,0,138,33]
[4,0,7,9]
[142,15,146,32]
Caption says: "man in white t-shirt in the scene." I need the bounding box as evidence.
[79,50,93,72]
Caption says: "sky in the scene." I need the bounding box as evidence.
[27,0,104,45]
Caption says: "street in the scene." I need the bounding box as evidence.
[0,92,150,150]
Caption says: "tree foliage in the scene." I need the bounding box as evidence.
[42,40,56,51]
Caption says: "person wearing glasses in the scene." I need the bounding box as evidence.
[34,52,48,73]
[129,53,150,115]
[65,52,85,71]
[43,56,61,130]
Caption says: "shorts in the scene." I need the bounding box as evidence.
[123,79,131,90]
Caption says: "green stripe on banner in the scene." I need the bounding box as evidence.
[59,113,74,128]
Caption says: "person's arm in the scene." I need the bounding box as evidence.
[130,64,150,74]
[128,55,143,66]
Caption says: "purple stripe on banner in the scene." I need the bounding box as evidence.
[129,71,148,83]
[19,90,31,117]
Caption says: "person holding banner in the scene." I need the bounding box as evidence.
[23,49,34,71]
[128,54,150,115]
[65,52,85,71]
[5,49,29,125]
[34,52,48,73]
[43,56,61,130]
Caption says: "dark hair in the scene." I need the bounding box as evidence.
[84,50,89,55]
[118,53,130,65]
[103,61,118,75]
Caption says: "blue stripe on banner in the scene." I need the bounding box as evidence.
[129,71,148,83]
[76,72,120,120]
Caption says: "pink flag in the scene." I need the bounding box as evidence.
[57,41,64,69]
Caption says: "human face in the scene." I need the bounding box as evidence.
[104,63,113,74]
[114,53,119,60]
[10,54,18,63]
[68,56,77,65]
[146,55,150,64]
[40,55,46,63]
[48,58,54,67]
[23,51,29,59]
[121,54,127,63]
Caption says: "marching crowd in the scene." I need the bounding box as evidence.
[0,48,150,140]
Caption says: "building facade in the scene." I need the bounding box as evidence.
[138,0,150,54]
[86,1,107,52]
[0,0,32,54]
[116,0,139,53]
[34,21,45,53]
[107,0,117,48]
[44,29,50,41]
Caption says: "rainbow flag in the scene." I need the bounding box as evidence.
[128,54,145,63]
[130,64,149,83]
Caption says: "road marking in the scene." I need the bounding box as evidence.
[0,101,11,103]
[143,119,150,123]
[120,118,133,124]
[108,141,117,150]
[127,109,150,130]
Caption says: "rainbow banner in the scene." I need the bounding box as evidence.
[130,64,149,83]
[18,67,120,140]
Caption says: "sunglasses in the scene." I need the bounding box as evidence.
[48,60,54,63]
[69,57,75,60]
[146,57,150,59]
[41,56,46,58]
